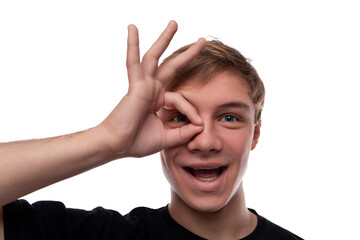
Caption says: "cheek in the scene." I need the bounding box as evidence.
[160,149,178,186]
[160,148,176,166]
[223,131,252,177]
[225,128,254,153]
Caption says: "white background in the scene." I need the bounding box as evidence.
[1,1,359,239]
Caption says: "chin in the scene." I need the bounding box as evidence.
[190,202,227,213]
[180,192,233,213]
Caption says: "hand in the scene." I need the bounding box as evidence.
[98,21,206,158]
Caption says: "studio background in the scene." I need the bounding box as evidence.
[1,1,359,239]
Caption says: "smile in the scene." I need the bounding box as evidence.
[185,167,226,182]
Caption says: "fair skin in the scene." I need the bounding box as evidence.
[0,22,260,240]
[159,70,260,239]
[0,21,205,240]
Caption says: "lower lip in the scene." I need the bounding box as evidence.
[182,167,227,192]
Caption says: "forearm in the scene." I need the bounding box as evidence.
[0,20,205,208]
[0,126,115,206]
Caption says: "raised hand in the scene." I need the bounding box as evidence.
[0,21,206,208]
[98,21,206,158]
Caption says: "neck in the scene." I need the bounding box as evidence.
[168,184,257,240]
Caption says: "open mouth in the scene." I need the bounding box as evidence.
[185,167,226,182]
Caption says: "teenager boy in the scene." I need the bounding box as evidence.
[0,21,303,239]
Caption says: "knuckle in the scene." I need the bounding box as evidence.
[172,92,182,99]
[170,92,183,104]
[142,52,152,62]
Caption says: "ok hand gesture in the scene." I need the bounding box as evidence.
[99,21,206,158]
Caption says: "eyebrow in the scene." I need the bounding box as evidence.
[184,96,250,112]
[215,101,251,112]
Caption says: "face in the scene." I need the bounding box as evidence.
[159,70,260,212]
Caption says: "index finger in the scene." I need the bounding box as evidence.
[162,92,203,125]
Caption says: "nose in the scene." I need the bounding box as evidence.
[187,121,222,153]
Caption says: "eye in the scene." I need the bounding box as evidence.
[220,115,238,122]
[172,114,189,123]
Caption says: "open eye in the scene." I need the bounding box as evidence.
[172,114,189,123]
[220,115,238,122]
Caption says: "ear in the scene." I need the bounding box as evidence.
[251,121,261,150]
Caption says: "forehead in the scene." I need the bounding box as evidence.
[173,70,254,113]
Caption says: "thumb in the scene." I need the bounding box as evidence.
[165,124,203,149]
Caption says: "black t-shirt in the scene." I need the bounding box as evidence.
[3,200,303,240]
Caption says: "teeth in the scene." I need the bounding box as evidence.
[188,167,223,182]
[195,176,219,181]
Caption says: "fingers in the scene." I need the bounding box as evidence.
[165,124,203,149]
[156,37,206,85]
[142,21,178,77]
[163,92,203,125]
[126,21,206,88]
[126,24,143,84]
[159,92,204,148]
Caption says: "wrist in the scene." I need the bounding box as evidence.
[90,124,130,160]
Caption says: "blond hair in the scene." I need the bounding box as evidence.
[162,40,265,123]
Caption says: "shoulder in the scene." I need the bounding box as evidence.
[247,209,304,240]
[3,200,161,239]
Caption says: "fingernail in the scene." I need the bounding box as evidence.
[198,37,206,43]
